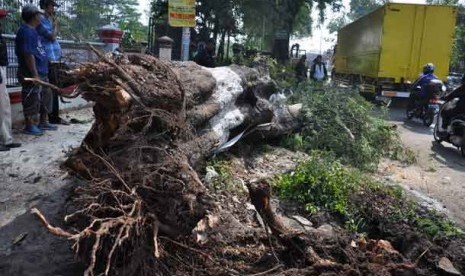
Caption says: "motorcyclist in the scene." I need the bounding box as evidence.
[438,74,465,133]
[408,63,439,110]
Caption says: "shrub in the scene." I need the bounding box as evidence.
[275,152,461,238]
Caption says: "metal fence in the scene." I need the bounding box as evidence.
[0,1,108,87]
[0,0,75,37]
[3,34,104,87]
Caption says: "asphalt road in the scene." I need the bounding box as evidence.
[382,101,465,228]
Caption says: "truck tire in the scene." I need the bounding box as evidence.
[406,107,414,120]
[433,121,443,143]
[423,111,435,127]
[462,138,465,157]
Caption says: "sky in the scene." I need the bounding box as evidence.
[138,0,151,24]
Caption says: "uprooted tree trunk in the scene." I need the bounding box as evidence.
[32,51,428,276]
[31,52,305,275]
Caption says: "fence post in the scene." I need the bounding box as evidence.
[158,36,174,61]
[96,24,123,53]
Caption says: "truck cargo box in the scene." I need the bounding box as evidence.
[334,3,457,98]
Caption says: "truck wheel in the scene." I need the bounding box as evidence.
[406,107,414,120]
[462,139,465,157]
[423,112,435,127]
[433,121,443,143]
[375,97,392,107]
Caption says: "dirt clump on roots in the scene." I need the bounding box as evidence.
[31,51,465,276]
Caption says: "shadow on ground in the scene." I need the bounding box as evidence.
[0,180,85,276]
[431,141,465,172]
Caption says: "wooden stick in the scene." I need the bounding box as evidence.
[159,236,214,262]
[23,78,81,98]
[246,264,284,276]
[414,245,432,264]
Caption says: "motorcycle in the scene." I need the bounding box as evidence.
[406,80,445,127]
[433,96,465,157]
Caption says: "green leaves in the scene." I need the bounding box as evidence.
[287,84,409,171]
[276,152,361,216]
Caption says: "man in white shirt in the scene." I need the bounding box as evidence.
[310,55,328,82]
[0,9,21,151]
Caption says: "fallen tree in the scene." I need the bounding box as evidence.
[31,51,464,276]
[32,52,308,275]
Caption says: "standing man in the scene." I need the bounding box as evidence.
[194,39,216,68]
[38,0,68,125]
[295,55,308,83]
[15,4,57,136]
[310,55,328,82]
[0,9,21,151]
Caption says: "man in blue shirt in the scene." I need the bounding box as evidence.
[38,0,69,125]
[412,63,439,98]
[408,63,439,109]
[38,0,61,61]
[15,4,57,135]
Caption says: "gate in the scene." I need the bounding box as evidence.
[147,16,183,60]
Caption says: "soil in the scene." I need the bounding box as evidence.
[0,108,92,276]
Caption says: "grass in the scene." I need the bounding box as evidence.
[206,158,235,191]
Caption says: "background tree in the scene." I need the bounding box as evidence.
[427,0,464,71]
[151,0,341,62]
[347,0,383,21]
[69,0,147,42]
[327,0,383,34]
[451,5,465,71]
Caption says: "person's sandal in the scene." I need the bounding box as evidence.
[58,118,70,125]
[5,143,21,148]
[24,125,44,136]
[0,145,10,151]
[39,123,58,131]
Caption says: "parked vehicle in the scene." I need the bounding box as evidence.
[445,72,463,91]
[406,80,444,127]
[434,86,465,157]
[332,3,457,103]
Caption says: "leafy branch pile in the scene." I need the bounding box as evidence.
[286,84,415,170]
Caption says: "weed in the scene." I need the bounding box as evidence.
[206,159,235,191]
[281,133,304,151]
[406,205,464,240]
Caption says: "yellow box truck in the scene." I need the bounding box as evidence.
[333,3,457,101]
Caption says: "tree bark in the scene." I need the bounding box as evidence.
[247,180,288,236]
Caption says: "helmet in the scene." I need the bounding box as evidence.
[423,63,435,74]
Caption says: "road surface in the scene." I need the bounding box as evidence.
[381,103,465,228]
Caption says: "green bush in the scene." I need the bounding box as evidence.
[275,152,366,217]
[275,152,461,238]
